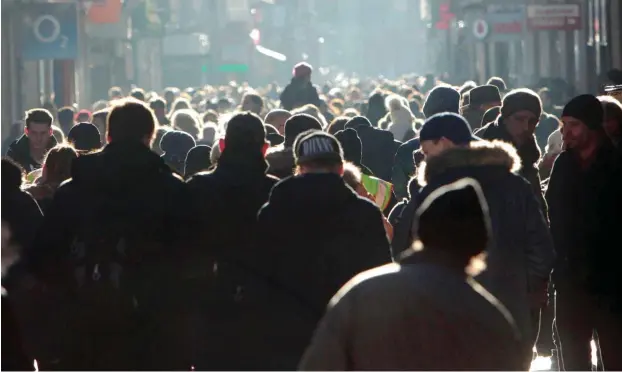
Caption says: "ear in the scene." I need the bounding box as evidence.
[261,142,269,156]
[107,135,112,144]
[337,164,344,176]
[219,138,226,152]
[24,127,29,135]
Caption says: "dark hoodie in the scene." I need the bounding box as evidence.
[476,117,547,217]
[255,173,391,365]
[25,141,196,370]
[6,134,57,172]
[345,119,401,182]
[280,77,321,111]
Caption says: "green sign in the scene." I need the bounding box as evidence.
[218,64,249,73]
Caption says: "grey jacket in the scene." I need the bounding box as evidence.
[412,141,555,342]
[299,259,528,371]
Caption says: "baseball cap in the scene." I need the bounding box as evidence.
[419,112,480,145]
[294,130,343,165]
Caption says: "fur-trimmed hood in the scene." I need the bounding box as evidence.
[417,140,522,186]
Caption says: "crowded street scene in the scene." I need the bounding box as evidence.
[1,0,622,370]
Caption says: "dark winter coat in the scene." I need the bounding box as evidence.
[299,255,527,371]
[392,137,421,200]
[266,146,296,179]
[6,134,57,172]
[23,141,197,370]
[2,291,34,371]
[476,117,548,218]
[393,141,555,342]
[546,145,622,308]
[352,126,401,182]
[255,173,392,366]
[280,78,321,111]
[388,178,422,257]
[1,185,43,254]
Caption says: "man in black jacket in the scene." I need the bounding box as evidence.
[6,109,57,172]
[476,88,547,217]
[546,94,622,371]
[256,130,392,367]
[25,98,196,370]
[280,62,321,111]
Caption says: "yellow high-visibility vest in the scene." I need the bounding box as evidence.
[361,174,393,212]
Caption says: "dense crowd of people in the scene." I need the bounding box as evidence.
[2,62,622,371]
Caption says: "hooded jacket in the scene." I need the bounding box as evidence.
[25,141,197,370]
[391,141,554,342]
[299,257,526,371]
[348,125,400,182]
[476,117,547,217]
[280,78,321,111]
[6,134,57,172]
[255,173,392,365]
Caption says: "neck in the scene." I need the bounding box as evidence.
[404,248,470,277]
[30,146,46,162]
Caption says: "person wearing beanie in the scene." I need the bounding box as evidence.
[280,62,321,111]
[266,113,322,179]
[300,178,528,371]
[67,122,102,152]
[255,130,391,368]
[392,85,461,199]
[476,88,547,216]
[159,130,196,175]
[334,128,373,175]
[344,116,400,183]
[184,145,212,179]
[545,94,622,371]
[461,85,502,130]
[422,85,461,119]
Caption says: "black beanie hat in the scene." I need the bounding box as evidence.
[68,122,102,151]
[284,113,323,148]
[334,128,363,165]
[422,85,461,118]
[561,94,604,130]
[501,88,542,119]
[344,116,372,131]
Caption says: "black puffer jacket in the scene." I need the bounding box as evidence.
[255,173,392,366]
[280,78,321,111]
[350,125,401,182]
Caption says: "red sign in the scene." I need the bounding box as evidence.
[87,0,122,24]
[435,2,456,30]
[527,4,581,31]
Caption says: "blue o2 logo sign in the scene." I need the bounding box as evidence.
[21,3,78,60]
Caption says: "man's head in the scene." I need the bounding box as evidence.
[294,130,344,175]
[598,95,622,144]
[108,86,124,100]
[92,109,110,144]
[57,106,76,132]
[149,96,167,119]
[264,109,292,135]
[283,113,323,148]
[500,88,542,145]
[561,94,605,151]
[486,76,507,93]
[293,62,313,83]
[68,122,102,152]
[419,113,478,159]
[465,85,501,112]
[241,93,264,115]
[422,85,461,118]
[24,108,54,151]
[129,88,146,102]
[106,98,156,146]
[414,178,490,266]
[220,112,268,155]
[334,128,363,165]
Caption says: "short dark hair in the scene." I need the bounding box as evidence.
[224,112,266,150]
[243,93,264,108]
[130,88,146,102]
[57,106,76,127]
[92,109,110,123]
[2,157,25,189]
[25,108,54,128]
[149,97,167,110]
[107,98,156,143]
